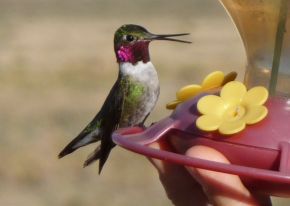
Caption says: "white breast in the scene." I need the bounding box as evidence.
[120,61,160,125]
[120,61,158,87]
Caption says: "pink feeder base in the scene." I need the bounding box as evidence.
[112,95,290,195]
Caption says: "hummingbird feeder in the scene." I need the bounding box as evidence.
[113,0,290,195]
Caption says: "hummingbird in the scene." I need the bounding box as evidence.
[58,24,191,173]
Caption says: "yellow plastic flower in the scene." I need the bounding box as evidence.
[196,81,268,135]
[166,71,237,110]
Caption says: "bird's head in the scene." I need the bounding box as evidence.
[114,24,191,65]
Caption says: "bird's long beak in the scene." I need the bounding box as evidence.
[145,33,191,43]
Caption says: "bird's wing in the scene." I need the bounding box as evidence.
[58,76,125,159]
[85,76,127,172]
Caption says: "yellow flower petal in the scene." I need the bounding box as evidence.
[176,84,202,101]
[201,71,224,90]
[219,120,246,135]
[220,81,247,106]
[195,79,268,135]
[197,95,226,116]
[222,71,237,86]
[244,105,268,124]
[196,114,222,131]
[166,100,182,110]
[242,86,269,106]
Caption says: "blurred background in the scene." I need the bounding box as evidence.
[0,0,288,205]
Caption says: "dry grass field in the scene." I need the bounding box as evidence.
[0,0,288,205]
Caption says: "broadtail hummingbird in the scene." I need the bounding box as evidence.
[58,24,191,173]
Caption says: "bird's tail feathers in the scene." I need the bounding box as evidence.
[83,145,101,168]
[83,142,114,174]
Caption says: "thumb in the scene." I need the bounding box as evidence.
[185,145,271,206]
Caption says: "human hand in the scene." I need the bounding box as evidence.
[148,137,272,206]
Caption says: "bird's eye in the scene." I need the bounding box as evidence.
[124,34,135,42]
